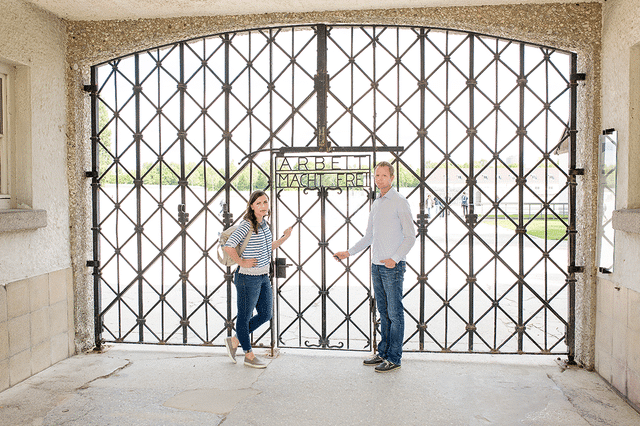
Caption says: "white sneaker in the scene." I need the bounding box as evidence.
[224,337,237,364]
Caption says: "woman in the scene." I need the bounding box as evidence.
[222,190,292,368]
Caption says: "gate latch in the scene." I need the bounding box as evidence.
[275,257,291,278]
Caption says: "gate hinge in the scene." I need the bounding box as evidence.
[178,204,189,224]
[568,265,584,274]
[416,213,429,235]
[570,73,586,82]
[569,168,584,176]
[603,128,616,135]
[222,203,233,228]
[83,84,97,93]
[85,171,98,178]
[86,260,100,268]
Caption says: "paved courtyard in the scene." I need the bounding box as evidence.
[1,344,639,426]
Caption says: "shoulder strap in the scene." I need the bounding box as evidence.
[238,226,252,256]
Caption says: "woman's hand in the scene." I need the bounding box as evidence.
[282,226,293,239]
[240,258,258,268]
[273,226,293,251]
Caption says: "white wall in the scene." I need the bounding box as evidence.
[0,0,70,285]
[601,0,640,292]
[598,0,640,410]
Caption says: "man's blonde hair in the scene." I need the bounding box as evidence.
[375,161,395,179]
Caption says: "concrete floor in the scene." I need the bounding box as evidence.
[1,345,639,426]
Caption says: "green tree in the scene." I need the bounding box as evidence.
[206,168,225,191]
[98,102,116,184]
[253,162,270,190]
[161,163,180,186]
[141,162,159,185]
[398,164,419,187]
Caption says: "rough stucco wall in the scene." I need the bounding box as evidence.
[65,65,92,353]
[65,2,602,366]
[0,0,70,284]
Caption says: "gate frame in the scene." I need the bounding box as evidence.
[86,24,580,361]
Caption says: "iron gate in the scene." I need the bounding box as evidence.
[273,153,377,350]
[88,24,578,357]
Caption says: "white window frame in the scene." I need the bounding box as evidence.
[597,130,617,274]
[0,63,10,209]
[0,60,37,220]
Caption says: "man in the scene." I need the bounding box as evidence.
[435,197,443,218]
[334,161,415,373]
[461,191,469,216]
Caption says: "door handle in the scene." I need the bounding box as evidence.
[275,257,291,278]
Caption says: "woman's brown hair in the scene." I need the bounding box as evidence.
[243,190,270,233]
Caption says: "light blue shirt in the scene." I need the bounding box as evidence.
[348,188,416,265]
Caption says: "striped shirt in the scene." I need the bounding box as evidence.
[348,187,416,265]
[224,219,272,275]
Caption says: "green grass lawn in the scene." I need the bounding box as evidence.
[490,217,568,240]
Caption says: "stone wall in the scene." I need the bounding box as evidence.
[596,278,640,410]
[65,3,603,365]
[0,269,75,392]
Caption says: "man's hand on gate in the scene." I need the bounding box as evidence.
[334,251,349,261]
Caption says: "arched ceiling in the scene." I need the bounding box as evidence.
[26,0,598,22]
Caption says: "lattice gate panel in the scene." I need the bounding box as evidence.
[90,24,577,356]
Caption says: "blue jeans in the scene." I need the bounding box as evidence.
[234,271,272,353]
[371,261,406,365]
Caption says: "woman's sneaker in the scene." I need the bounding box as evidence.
[244,355,268,369]
[224,337,237,364]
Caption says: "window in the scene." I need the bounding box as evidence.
[598,130,617,273]
[0,60,36,219]
[630,44,640,207]
[0,64,9,209]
